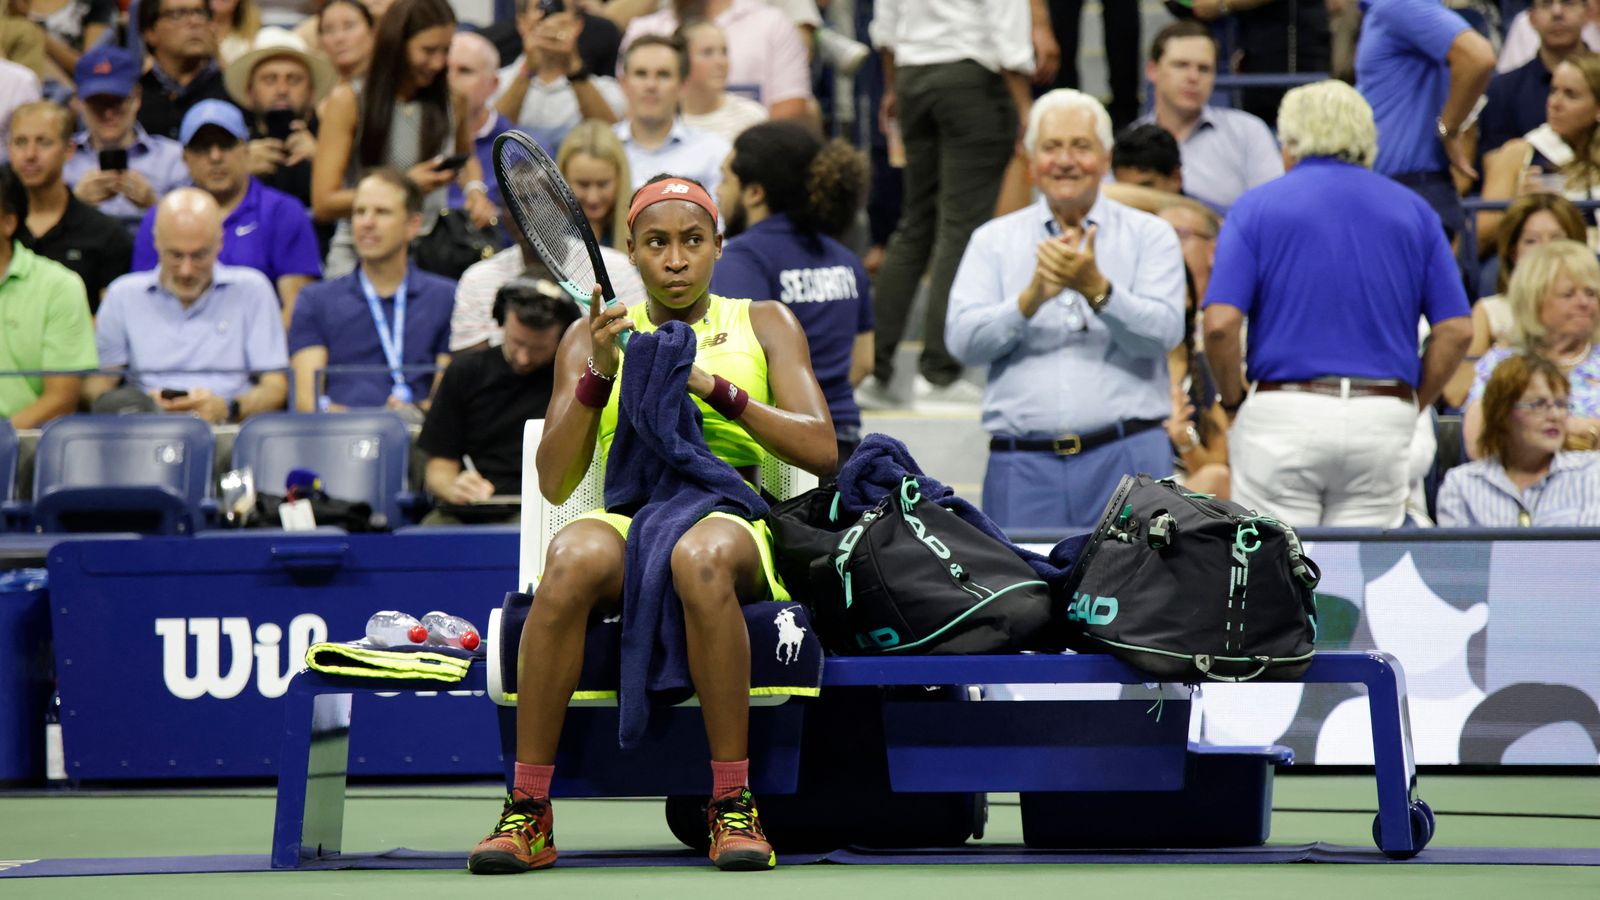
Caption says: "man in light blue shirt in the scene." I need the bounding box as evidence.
[87,189,288,423]
[948,89,1186,532]
[613,35,728,194]
[1133,20,1282,211]
[63,44,190,222]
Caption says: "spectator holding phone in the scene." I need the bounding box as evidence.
[225,26,335,210]
[312,0,498,277]
[63,44,190,220]
[87,188,289,422]
[494,0,627,151]
[131,100,323,326]
[10,100,132,311]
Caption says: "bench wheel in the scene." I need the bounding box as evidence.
[665,795,711,851]
[1373,800,1434,860]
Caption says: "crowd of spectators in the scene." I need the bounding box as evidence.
[3,0,1600,532]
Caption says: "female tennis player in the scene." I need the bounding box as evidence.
[468,175,836,875]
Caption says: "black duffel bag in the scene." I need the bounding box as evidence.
[1061,474,1320,682]
[768,476,1053,655]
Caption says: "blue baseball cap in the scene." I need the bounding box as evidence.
[75,44,139,99]
[179,99,250,147]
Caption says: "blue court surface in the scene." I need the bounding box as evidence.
[1,775,1596,898]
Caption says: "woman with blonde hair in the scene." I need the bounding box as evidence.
[1464,239,1600,457]
[1443,193,1587,409]
[210,0,263,65]
[555,119,631,249]
[1439,353,1600,527]
[1478,52,1600,252]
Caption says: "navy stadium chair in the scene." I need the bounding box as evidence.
[0,418,17,530]
[232,412,415,527]
[29,414,215,534]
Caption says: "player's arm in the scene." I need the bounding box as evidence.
[700,300,836,476]
[535,287,633,503]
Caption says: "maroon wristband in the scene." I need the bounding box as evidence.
[705,374,749,420]
[574,367,614,408]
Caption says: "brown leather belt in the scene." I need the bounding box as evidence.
[1255,379,1415,402]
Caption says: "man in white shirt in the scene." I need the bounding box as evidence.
[495,0,626,152]
[862,0,1034,408]
[1132,20,1283,211]
[613,35,729,195]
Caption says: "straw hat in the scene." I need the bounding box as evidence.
[224,27,337,108]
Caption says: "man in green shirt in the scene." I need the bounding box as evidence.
[0,165,97,428]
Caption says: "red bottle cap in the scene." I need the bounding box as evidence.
[407,624,428,643]
[460,630,481,651]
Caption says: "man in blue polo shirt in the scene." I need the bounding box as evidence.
[710,121,873,467]
[1202,81,1472,529]
[1355,0,1495,238]
[288,169,455,416]
[87,189,289,423]
[132,100,323,327]
[1479,0,1589,156]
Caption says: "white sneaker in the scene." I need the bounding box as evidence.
[816,28,871,76]
[854,376,902,410]
[912,375,984,409]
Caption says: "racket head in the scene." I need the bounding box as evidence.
[493,130,623,328]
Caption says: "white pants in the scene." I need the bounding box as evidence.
[1229,386,1420,528]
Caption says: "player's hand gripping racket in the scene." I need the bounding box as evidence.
[493,130,629,348]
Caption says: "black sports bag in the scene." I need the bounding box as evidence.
[768,476,1054,655]
[1061,475,1320,682]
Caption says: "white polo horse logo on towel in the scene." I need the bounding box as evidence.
[774,608,806,665]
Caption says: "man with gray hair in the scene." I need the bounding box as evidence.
[1202,80,1472,528]
[86,188,289,422]
[947,87,1186,532]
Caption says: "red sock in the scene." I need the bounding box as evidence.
[711,759,749,797]
[513,762,554,800]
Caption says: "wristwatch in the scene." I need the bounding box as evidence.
[1086,283,1112,313]
[1435,117,1457,141]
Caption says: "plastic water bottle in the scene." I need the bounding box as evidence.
[420,611,481,651]
[366,611,428,648]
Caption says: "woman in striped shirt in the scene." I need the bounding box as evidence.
[1438,353,1600,527]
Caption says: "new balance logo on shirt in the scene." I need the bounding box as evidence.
[778,266,860,304]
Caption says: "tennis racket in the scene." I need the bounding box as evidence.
[492,129,628,347]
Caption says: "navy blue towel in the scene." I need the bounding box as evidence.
[835,433,1086,587]
[604,321,768,748]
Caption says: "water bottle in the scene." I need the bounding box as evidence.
[365,610,428,648]
[44,686,66,783]
[420,611,481,651]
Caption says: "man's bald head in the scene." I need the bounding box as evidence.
[154,188,224,305]
[449,31,501,115]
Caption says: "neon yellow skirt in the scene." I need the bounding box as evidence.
[577,509,791,604]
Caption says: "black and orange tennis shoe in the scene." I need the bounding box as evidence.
[706,786,776,871]
[467,792,556,874]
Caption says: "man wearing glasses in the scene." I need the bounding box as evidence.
[137,0,237,141]
[86,188,288,422]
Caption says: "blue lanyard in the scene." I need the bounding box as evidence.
[358,267,411,403]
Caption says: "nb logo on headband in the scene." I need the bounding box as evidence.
[661,183,691,194]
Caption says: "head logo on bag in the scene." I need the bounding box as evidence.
[1067,591,1118,626]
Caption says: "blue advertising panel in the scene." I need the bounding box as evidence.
[47,530,518,781]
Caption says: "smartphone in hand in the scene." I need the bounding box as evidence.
[264,108,296,141]
[159,388,190,400]
[434,152,472,172]
[99,148,128,171]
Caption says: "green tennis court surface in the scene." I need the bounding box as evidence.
[1,775,1596,898]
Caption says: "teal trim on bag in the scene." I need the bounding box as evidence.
[1086,633,1316,667]
[828,492,841,525]
[879,579,1049,653]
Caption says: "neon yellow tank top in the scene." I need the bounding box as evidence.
[597,294,770,470]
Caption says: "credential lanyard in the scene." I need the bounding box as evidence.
[358,267,412,404]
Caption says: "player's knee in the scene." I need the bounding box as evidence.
[539,528,621,616]
[670,529,741,602]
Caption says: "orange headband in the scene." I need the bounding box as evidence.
[626,177,719,230]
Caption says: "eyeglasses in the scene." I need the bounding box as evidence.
[1533,0,1584,9]
[1511,398,1573,415]
[158,7,212,22]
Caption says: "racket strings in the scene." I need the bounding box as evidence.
[499,140,597,289]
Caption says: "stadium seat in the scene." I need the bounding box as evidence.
[0,419,17,531]
[28,414,215,535]
[232,412,416,527]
